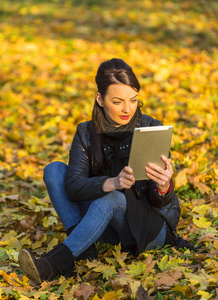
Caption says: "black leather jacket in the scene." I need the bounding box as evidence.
[65,114,181,234]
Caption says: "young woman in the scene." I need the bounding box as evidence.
[18,58,181,287]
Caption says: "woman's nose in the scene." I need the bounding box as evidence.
[122,102,130,113]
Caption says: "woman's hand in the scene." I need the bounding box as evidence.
[103,166,135,192]
[145,155,173,192]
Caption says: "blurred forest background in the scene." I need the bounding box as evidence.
[0,0,217,299]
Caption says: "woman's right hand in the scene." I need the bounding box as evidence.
[103,166,135,192]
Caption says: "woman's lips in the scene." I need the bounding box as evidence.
[119,115,130,120]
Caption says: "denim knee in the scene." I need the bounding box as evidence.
[106,190,126,208]
[43,161,67,186]
[89,190,126,215]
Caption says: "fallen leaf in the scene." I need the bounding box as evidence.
[154,270,183,289]
[157,255,183,272]
[73,283,95,300]
[174,169,189,189]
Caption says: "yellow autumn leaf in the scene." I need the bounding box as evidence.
[0,236,21,251]
[157,255,183,272]
[129,280,141,298]
[174,169,188,189]
[193,217,212,229]
[112,243,128,267]
[192,204,210,215]
[86,260,117,280]
[126,261,147,277]
[197,290,214,299]
[47,237,59,252]
[42,216,58,228]
[103,291,121,300]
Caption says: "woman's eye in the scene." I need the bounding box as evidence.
[113,101,121,104]
[131,99,138,103]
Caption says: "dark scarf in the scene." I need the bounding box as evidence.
[102,107,142,177]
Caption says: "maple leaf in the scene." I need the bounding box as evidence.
[193,217,212,229]
[47,238,59,252]
[0,231,31,251]
[111,267,133,288]
[86,260,117,280]
[192,204,211,215]
[103,290,123,300]
[141,255,157,273]
[172,285,193,298]
[197,291,215,299]
[32,235,47,250]
[154,270,183,289]
[42,216,58,228]
[126,261,147,278]
[112,243,128,268]
[73,283,95,300]
[104,257,117,266]
[157,255,183,272]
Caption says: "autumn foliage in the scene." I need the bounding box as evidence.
[0,0,217,299]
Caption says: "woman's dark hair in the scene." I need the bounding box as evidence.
[90,58,141,167]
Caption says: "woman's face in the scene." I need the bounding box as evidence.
[96,84,138,126]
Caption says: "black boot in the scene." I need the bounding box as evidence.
[18,243,75,288]
[66,225,98,261]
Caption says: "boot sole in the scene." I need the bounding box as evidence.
[18,249,42,288]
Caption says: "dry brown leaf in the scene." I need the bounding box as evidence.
[154,270,183,289]
[73,283,95,300]
[142,255,157,273]
[39,281,51,291]
[189,177,211,194]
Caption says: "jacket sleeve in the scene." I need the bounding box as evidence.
[147,179,175,208]
[65,123,109,202]
[136,179,175,208]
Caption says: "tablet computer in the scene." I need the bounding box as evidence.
[128,125,173,180]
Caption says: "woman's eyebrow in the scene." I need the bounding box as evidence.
[111,95,138,100]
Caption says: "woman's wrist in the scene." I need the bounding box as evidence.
[155,182,171,196]
[102,177,117,192]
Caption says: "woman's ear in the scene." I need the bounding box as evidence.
[96,93,103,107]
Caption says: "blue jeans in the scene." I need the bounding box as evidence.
[43,161,166,257]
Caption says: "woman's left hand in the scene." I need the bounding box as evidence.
[145,155,173,192]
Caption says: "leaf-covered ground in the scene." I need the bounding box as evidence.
[0,0,217,299]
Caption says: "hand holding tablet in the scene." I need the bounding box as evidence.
[128,126,173,181]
